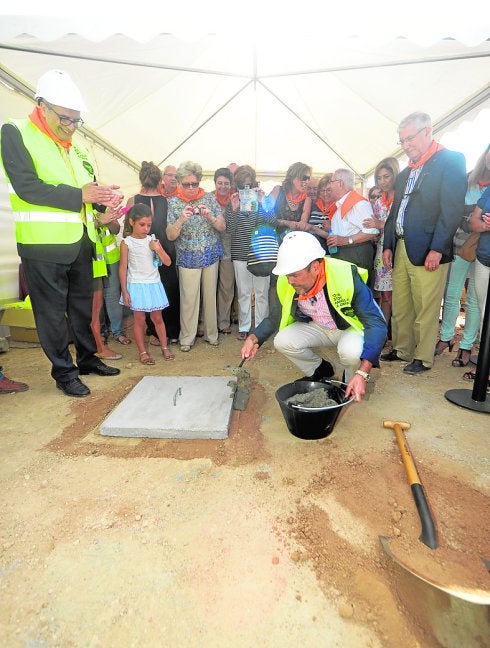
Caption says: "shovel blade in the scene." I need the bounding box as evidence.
[379,536,490,606]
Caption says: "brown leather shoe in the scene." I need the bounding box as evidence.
[0,374,29,394]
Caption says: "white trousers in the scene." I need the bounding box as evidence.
[273,321,364,381]
[233,260,270,333]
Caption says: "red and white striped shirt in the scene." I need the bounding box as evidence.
[297,289,337,330]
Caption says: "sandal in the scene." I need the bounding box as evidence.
[462,370,490,389]
[96,350,123,361]
[452,348,471,367]
[140,351,155,365]
[162,347,175,361]
[219,327,232,334]
[149,335,160,346]
[434,339,454,355]
[114,334,131,345]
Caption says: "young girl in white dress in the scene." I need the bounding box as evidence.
[119,203,174,365]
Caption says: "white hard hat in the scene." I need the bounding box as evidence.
[272,231,326,275]
[34,69,87,112]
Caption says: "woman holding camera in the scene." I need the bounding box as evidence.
[264,161,313,241]
[166,161,225,351]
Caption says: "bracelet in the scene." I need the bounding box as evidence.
[355,369,370,381]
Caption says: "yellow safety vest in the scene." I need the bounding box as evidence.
[1,118,97,245]
[98,225,120,265]
[93,232,107,278]
[276,257,368,332]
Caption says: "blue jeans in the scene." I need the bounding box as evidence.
[439,255,480,349]
[102,260,124,338]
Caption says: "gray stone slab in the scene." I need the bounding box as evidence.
[100,376,237,439]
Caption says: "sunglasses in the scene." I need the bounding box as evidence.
[300,175,311,182]
[181,182,199,189]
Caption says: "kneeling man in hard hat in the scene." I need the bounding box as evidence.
[1,69,123,397]
[240,232,387,401]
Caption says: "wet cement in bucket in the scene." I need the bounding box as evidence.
[285,388,337,408]
[275,380,352,440]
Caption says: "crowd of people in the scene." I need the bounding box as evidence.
[1,68,489,400]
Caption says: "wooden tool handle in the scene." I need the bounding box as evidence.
[392,423,420,485]
[387,421,438,550]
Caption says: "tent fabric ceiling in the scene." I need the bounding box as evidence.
[0,20,489,197]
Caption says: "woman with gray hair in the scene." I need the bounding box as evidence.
[166,161,225,352]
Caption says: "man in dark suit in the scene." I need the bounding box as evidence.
[382,112,466,374]
[1,69,122,396]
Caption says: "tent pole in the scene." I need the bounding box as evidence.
[258,80,362,178]
[0,65,140,173]
[158,81,253,166]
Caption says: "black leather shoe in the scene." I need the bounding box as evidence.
[56,377,91,397]
[295,359,335,382]
[403,359,430,375]
[79,362,121,377]
[380,349,403,361]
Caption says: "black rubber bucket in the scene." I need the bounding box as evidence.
[275,380,352,440]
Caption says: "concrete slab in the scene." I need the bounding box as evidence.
[100,376,237,439]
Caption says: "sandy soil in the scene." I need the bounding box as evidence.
[1,328,489,647]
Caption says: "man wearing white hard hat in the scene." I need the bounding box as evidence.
[1,69,123,397]
[240,232,387,401]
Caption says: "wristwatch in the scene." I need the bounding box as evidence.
[348,236,354,245]
[354,369,370,381]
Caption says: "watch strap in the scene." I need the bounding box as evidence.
[355,369,370,381]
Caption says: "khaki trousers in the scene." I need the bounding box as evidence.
[217,258,236,330]
[179,262,219,346]
[391,240,449,367]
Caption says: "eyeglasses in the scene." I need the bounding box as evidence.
[300,175,311,182]
[43,100,84,128]
[397,127,426,146]
[181,182,199,188]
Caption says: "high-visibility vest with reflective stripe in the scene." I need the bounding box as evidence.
[98,226,120,264]
[2,119,97,245]
[276,257,368,332]
[93,232,107,278]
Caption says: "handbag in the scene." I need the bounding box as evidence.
[246,224,279,276]
[457,232,479,262]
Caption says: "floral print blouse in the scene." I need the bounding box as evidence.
[167,193,224,269]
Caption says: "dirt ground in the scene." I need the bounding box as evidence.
[1,326,489,648]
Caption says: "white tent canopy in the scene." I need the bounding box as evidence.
[1,16,489,195]
[0,14,489,299]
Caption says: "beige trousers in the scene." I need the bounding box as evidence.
[217,258,236,330]
[273,321,364,381]
[391,240,449,367]
[179,262,219,346]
